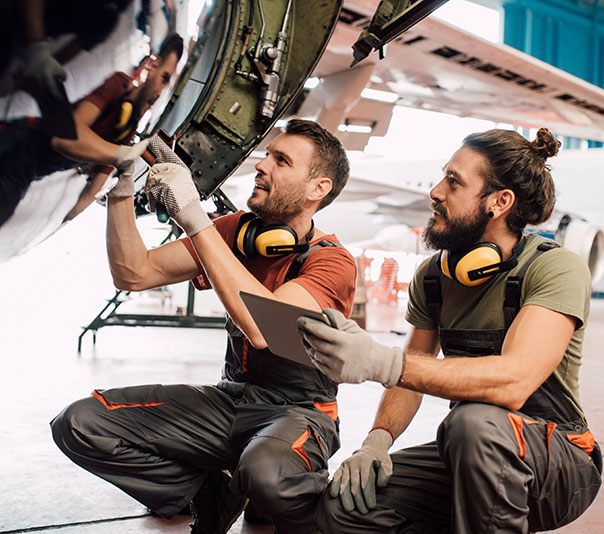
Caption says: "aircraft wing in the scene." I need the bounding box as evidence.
[300,1,604,149]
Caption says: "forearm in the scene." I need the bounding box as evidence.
[106,197,153,290]
[400,351,526,409]
[189,227,276,347]
[372,387,423,440]
[51,123,120,165]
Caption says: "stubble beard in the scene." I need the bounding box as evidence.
[247,183,307,225]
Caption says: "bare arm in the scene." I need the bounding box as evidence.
[106,202,318,349]
[105,196,200,290]
[50,101,123,165]
[399,304,576,410]
[372,327,440,440]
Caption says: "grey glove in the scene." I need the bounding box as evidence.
[145,162,212,236]
[106,163,134,198]
[22,41,66,100]
[330,429,393,514]
[297,308,405,388]
[111,139,150,172]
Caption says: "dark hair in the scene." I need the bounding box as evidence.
[157,33,184,63]
[462,128,560,235]
[284,119,350,210]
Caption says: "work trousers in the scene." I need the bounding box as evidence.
[51,381,339,534]
[317,402,602,534]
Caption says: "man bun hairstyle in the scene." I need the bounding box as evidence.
[285,119,350,210]
[531,127,561,160]
[462,127,560,235]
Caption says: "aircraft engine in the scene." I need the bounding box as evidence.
[548,214,604,288]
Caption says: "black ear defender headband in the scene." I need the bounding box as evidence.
[236,213,315,258]
[439,237,526,286]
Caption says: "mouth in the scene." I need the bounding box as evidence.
[431,203,447,220]
[253,176,270,193]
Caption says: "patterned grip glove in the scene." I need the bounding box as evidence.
[145,163,211,236]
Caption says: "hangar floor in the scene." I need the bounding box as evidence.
[0,206,602,533]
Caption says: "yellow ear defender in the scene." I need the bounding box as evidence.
[236,214,314,258]
[116,100,133,130]
[439,238,526,286]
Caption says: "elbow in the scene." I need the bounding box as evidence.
[503,397,526,412]
[247,332,268,351]
[111,271,149,292]
[497,383,533,412]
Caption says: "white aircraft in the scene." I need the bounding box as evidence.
[2,0,604,289]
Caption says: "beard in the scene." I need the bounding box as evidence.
[423,199,490,254]
[247,176,307,225]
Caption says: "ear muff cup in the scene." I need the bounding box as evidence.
[440,243,503,287]
[237,217,260,258]
[236,216,299,258]
[254,226,298,256]
[116,100,133,129]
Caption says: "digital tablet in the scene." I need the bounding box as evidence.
[239,291,330,367]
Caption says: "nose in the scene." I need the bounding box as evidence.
[430,178,446,202]
[255,156,269,174]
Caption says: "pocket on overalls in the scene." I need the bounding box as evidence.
[527,424,602,531]
[92,384,169,410]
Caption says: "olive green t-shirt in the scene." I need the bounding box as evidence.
[405,234,592,421]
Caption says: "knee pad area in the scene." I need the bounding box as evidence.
[437,403,509,460]
[236,436,321,518]
[50,396,110,456]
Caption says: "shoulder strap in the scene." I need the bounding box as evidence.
[503,240,561,328]
[285,240,342,282]
[424,255,443,327]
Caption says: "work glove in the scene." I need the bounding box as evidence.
[111,139,150,172]
[147,134,187,167]
[330,428,393,514]
[22,41,66,101]
[145,162,212,236]
[297,308,405,388]
[106,162,134,198]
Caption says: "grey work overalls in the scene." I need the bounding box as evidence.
[316,240,602,534]
[51,241,345,534]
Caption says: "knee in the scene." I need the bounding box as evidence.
[437,403,508,463]
[237,437,315,518]
[316,491,348,533]
[237,437,286,501]
[50,396,99,456]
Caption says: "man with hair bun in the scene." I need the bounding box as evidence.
[299,127,602,533]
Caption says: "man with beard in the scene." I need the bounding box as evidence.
[298,128,602,533]
[58,32,183,221]
[51,119,356,534]
[0,33,183,226]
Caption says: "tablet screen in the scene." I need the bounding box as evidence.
[239,291,328,367]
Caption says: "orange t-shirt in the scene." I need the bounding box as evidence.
[181,210,356,317]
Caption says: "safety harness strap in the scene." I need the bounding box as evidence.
[285,240,342,282]
[424,256,443,326]
[424,239,561,329]
[503,241,560,328]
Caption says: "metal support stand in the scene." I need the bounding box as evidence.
[77,283,225,352]
[78,185,236,352]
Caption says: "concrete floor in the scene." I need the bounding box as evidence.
[0,206,602,533]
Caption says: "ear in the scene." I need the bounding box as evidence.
[489,189,515,219]
[308,176,333,203]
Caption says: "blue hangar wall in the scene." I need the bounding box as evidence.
[501,0,604,146]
